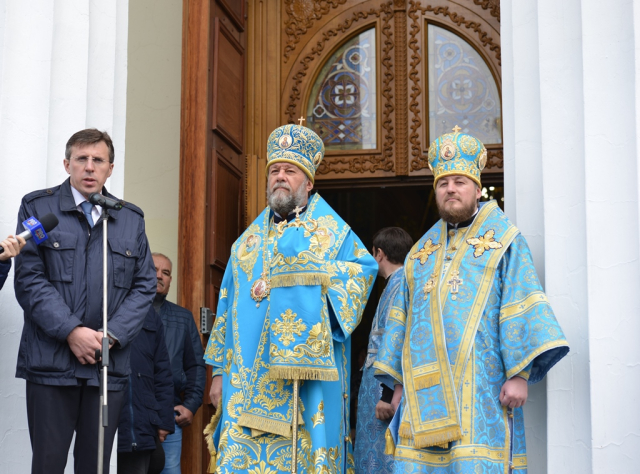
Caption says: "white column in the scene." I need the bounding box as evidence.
[581,0,640,471]
[0,1,129,472]
[536,0,592,472]
[503,0,640,472]
[501,2,548,473]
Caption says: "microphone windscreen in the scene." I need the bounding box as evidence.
[39,213,59,232]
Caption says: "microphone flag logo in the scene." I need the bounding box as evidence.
[22,217,48,244]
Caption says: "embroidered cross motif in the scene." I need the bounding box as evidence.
[466,229,503,258]
[272,309,307,346]
[423,273,437,300]
[448,270,463,294]
[411,239,442,264]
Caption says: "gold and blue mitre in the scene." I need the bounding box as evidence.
[266,124,325,183]
[427,126,487,187]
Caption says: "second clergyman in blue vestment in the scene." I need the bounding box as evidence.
[354,227,413,474]
[204,124,377,474]
[374,127,569,473]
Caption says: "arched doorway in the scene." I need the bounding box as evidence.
[179,1,502,471]
[274,0,504,435]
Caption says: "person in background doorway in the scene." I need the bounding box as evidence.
[353,227,413,474]
[117,306,174,474]
[152,252,206,474]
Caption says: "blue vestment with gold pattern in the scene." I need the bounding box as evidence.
[204,193,377,474]
[353,267,403,473]
[374,201,569,473]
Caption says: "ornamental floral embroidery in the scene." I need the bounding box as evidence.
[272,309,307,346]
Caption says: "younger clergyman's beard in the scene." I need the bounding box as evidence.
[267,181,307,216]
[438,199,477,224]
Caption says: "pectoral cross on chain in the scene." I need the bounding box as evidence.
[448,270,463,300]
[292,205,304,220]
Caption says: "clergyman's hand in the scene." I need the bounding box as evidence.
[210,375,222,409]
[67,327,102,364]
[499,376,528,409]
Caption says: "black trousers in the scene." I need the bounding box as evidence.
[117,438,165,474]
[117,450,151,474]
[26,381,125,474]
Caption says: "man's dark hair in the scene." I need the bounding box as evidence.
[372,227,414,265]
[65,128,115,163]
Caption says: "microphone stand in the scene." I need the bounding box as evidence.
[97,206,110,474]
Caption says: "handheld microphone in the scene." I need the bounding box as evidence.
[0,213,59,254]
[89,193,124,210]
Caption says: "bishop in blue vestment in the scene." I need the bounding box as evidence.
[374,128,569,473]
[203,124,377,474]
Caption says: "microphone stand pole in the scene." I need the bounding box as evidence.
[97,207,110,474]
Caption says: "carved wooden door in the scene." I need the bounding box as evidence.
[280,0,503,185]
[179,1,246,473]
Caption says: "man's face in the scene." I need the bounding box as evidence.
[63,142,114,199]
[153,255,172,296]
[266,163,313,215]
[435,175,481,224]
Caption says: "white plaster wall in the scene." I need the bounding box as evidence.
[0,1,129,471]
[503,0,640,472]
[123,0,182,303]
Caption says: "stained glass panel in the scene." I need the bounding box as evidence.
[306,28,377,151]
[427,24,502,144]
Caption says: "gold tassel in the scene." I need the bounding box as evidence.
[384,428,396,456]
[414,372,441,390]
[398,421,462,449]
[399,421,413,438]
[207,455,217,474]
[203,404,222,473]
[268,366,339,382]
[270,273,330,291]
[413,426,463,449]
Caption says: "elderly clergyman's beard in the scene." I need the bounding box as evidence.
[267,181,308,217]
[438,199,477,224]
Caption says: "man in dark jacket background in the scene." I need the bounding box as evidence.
[117,306,175,474]
[152,252,206,474]
[14,129,156,474]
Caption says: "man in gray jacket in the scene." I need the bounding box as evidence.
[14,128,156,474]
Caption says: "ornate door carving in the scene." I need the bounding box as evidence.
[279,0,502,184]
